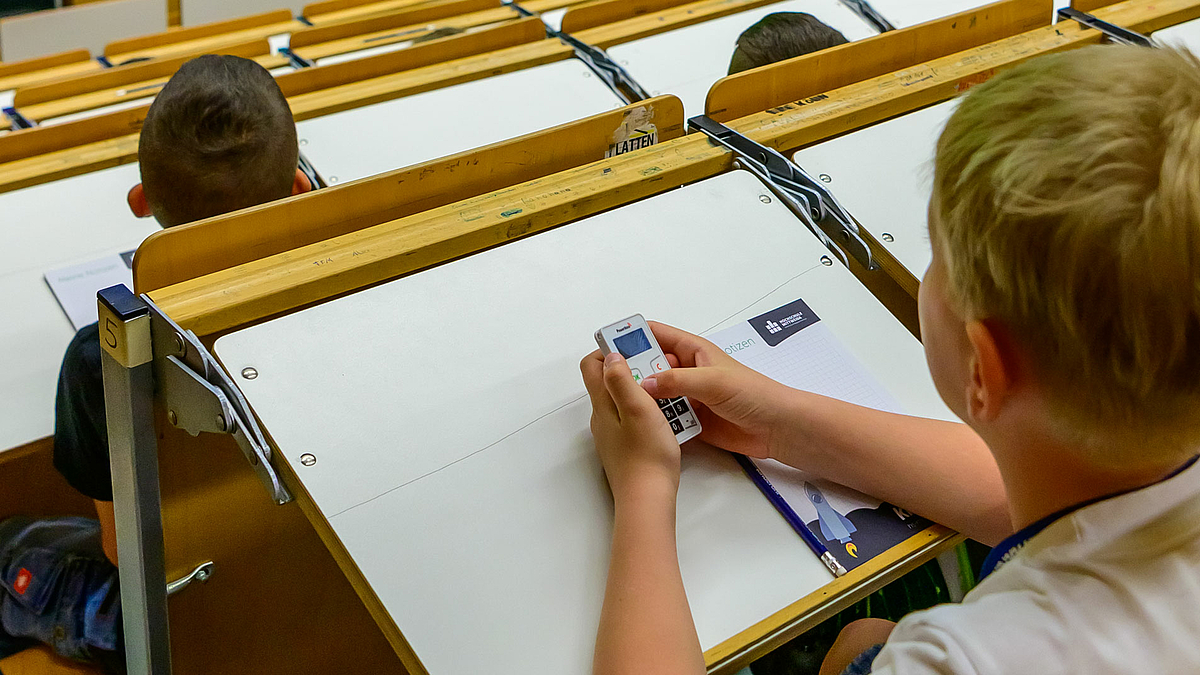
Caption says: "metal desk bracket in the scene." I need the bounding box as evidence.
[1057,7,1154,47]
[841,0,896,33]
[503,0,650,104]
[3,107,35,131]
[143,293,293,506]
[278,46,316,69]
[688,115,877,271]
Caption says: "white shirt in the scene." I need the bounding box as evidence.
[872,458,1200,674]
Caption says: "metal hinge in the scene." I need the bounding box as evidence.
[1057,7,1154,47]
[841,0,896,32]
[688,115,877,271]
[503,0,650,104]
[143,294,293,505]
[3,107,34,131]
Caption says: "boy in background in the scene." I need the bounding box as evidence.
[583,45,1200,675]
[729,12,849,74]
[0,54,311,674]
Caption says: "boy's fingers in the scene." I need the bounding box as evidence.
[602,353,655,418]
[580,351,617,417]
[643,366,730,406]
[648,321,721,367]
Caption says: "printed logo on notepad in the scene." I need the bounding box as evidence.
[749,298,820,347]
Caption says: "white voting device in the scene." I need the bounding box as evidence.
[595,314,702,443]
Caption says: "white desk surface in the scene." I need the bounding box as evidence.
[792,100,957,278]
[608,0,878,117]
[1152,17,1200,50]
[0,164,160,453]
[295,59,625,185]
[216,170,954,673]
[865,0,989,29]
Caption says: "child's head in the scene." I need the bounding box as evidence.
[921,45,1200,467]
[728,12,849,75]
[127,54,310,227]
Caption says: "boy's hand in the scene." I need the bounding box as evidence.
[581,351,683,503]
[642,321,793,461]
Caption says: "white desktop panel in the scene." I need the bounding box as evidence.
[294,59,625,185]
[792,100,958,277]
[216,170,954,673]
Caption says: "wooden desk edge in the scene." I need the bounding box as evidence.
[705,526,963,673]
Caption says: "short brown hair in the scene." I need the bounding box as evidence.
[933,45,1200,458]
[138,55,298,227]
[728,12,848,75]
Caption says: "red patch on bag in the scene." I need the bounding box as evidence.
[13,568,31,595]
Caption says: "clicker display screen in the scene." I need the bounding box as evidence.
[613,328,652,359]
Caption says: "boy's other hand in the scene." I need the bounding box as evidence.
[582,351,683,504]
[642,321,791,460]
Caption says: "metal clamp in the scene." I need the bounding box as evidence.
[840,0,896,33]
[688,115,877,271]
[3,107,34,131]
[1057,7,1154,47]
[503,0,650,104]
[167,561,214,596]
[278,47,315,69]
[143,294,293,505]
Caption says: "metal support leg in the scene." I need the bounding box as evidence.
[98,285,172,675]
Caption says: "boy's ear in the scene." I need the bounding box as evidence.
[964,319,1015,423]
[127,184,152,218]
[293,168,313,196]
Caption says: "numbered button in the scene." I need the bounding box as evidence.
[673,400,689,415]
[670,420,684,434]
[663,406,676,421]
[657,399,671,408]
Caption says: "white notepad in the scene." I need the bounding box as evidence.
[44,251,135,331]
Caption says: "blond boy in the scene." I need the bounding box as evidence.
[581,44,1200,674]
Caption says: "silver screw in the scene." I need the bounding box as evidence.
[759,194,772,204]
[881,232,895,242]
[173,333,185,353]
[819,174,832,183]
[215,414,227,432]
[195,567,211,582]
[299,138,308,146]
[300,454,317,467]
[167,410,178,426]
[582,71,591,77]
[820,256,833,266]
[329,176,339,184]
[242,367,258,380]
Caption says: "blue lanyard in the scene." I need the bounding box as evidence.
[979,455,1199,581]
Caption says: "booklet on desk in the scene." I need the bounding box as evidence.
[45,251,135,331]
[706,297,932,572]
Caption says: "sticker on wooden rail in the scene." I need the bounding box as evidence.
[606,105,658,158]
[955,69,996,92]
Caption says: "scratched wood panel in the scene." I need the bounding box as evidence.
[302,0,432,23]
[134,95,686,291]
[14,38,271,108]
[0,51,101,94]
[279,17,549,97]
[142,0,1200,339]
[560,0,691,33]
[289,0,495,48]
[17,53,289,123]
[705,0,1051,122]
[104,11,305,63]
[293,7,519,61]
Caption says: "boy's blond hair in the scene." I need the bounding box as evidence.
[932,45,1200,462]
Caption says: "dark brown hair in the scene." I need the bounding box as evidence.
[138,55,298,227]
[728,12,849,75]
